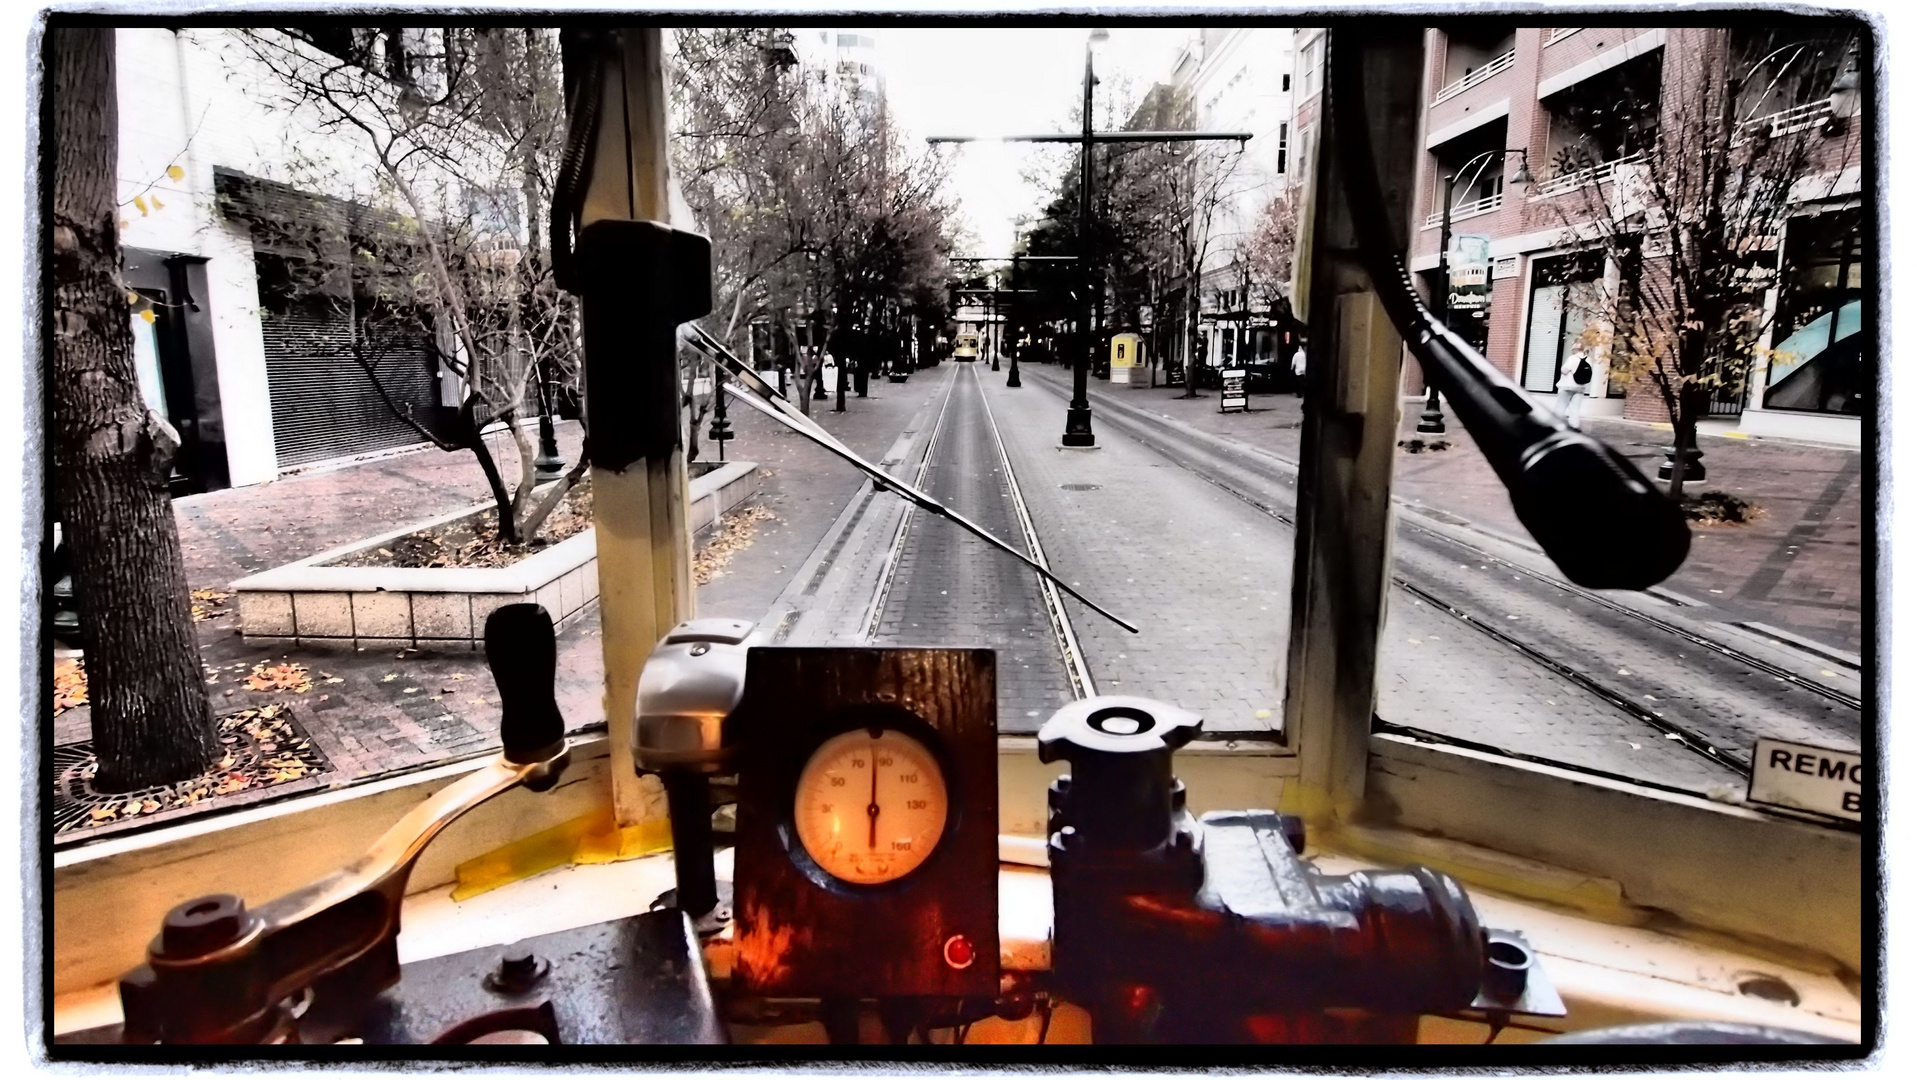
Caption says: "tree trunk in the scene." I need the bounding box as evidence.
[1180,277,1203,399]
[50,28,217,792]
[1668,395,1699,501]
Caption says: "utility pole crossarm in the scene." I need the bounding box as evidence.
[928,131,1253,144]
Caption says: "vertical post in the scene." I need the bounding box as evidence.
[708,362,731,461]
[1063,40,1098,446]
[574,29,698,828]
[1282,28,1423,830]
[534,358,567,481]
[835,308,847,412]
[1418,172,1456,435]
[1008,254,1023,387]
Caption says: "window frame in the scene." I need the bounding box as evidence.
[1275,27,1867,976]
[45,21,1871,1011]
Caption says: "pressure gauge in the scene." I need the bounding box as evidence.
[732,647,998,999]
[793,728,949,885]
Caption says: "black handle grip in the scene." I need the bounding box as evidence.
[485,604,566,764]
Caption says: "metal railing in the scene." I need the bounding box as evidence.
[1432,49,1515,104]
[1532,152,1645,198]
[1544,28,1582,46]
[1735,99,1836,143]
[1424,190,1504,228]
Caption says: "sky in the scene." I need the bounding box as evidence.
[862,27,1198,257]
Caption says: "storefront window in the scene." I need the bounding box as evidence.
[1519,250,1604,393]
[1765,208,1864,415]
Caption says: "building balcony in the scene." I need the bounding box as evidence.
[1545,28,1582,47]
[1735,98,1839,144]
[1532,151,1646,198]
[1432,48,1515,104]
[1423,190,1504,229]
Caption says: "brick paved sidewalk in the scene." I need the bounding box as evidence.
[1391,406,1865,654]
[53,370,947,841]
[1033,366,1865,655]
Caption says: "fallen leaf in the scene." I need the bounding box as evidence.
[53,659,88,716]
[243,663,312,693]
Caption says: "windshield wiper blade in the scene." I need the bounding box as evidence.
[686,326,1140,635]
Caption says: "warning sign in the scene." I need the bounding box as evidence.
[1746,737,1863,821]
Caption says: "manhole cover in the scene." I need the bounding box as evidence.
[53,703,332,835]
[1060,483,1101,491]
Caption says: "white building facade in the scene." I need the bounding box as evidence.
[114,28,531,491]
[1164,28,1302,380]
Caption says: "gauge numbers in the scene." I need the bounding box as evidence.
[794,728,948,885]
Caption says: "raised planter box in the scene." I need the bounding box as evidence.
[232,461,758,650]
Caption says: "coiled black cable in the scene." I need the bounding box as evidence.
[551,33,605,294]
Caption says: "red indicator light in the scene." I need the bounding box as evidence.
[942,933,975,970]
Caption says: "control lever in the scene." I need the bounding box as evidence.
[634,618,753,933]
[115,604,572,1043]
[1325,32,1690,591]
[1039,695,1562,1042]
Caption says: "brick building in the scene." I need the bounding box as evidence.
[1406,25,1865,446]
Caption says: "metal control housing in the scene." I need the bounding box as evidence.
[635,618,754,775]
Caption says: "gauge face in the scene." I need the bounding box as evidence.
[793,728,949,885]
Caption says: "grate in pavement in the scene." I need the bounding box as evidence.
[52,706,333,835]
[1059,483,1102,491]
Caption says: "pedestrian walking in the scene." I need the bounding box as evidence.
[1556,346,1593,430]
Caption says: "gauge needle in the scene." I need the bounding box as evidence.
[866,746,880,849]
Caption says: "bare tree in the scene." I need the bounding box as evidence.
[1544,27,1862,497]
[51,27,218,790]
[671,32,958,418]
[670,28,816,444]
[233,28,585,543]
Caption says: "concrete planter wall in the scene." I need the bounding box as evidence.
[232,461,758,650]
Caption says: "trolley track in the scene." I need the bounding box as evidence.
[862,365,962,640]
[865,364,1078,732]
[1034,372,1858,773]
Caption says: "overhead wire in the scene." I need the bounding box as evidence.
[683,326,1140,633]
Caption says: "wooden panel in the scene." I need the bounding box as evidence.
[731,648,999,999]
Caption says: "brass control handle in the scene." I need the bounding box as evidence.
[486,603,569,768]
[117,606,573,1043]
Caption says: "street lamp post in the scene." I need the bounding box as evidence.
[706,360,732,461]
[1007,253,1022,387]
[1062,28,1108,447]
[1426,147,1532,435]
[532,358,568,481]
[989,272,1001,371]
[927,62,1248,443]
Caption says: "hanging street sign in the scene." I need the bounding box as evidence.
[1448,233,1493,311]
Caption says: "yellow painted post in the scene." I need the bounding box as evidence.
[1280,29,1423,831]
[577,29,694,828]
